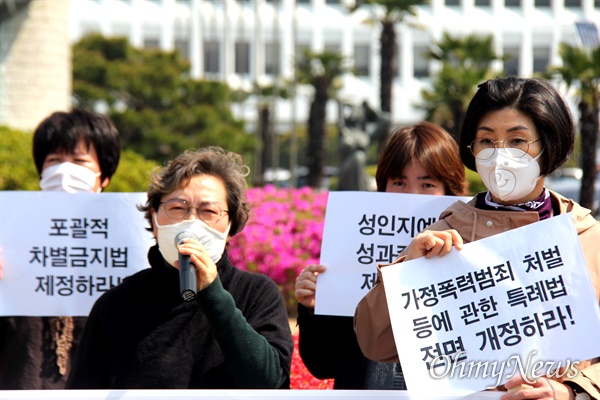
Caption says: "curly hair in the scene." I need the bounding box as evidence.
[138,147,251,237]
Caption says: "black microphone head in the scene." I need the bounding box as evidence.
[175,231,200,246]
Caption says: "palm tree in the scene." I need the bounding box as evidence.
[418,32,504,141]
[349,0,425,147]
[296,50,347,188]
[250,82,290,187]
[548,43,600,214]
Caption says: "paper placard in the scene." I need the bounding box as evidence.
[316,191,471,316]
[381,213,600,396]
[0,191,154,316]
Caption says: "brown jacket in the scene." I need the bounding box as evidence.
[354,190,600,398]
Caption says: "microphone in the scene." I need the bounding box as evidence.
[175,231,199,302]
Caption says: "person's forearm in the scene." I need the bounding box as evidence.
[354,270,399,363]
[198,277,286,388]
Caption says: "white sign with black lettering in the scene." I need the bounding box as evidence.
[0,191,154,316]
[316,191,471,316]
[381,213,600,396]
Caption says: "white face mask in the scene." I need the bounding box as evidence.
[40,162,101,193]
[475,148,543,202]
[153,213,230,267]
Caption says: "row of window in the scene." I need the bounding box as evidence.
[151,39,549,79]
[169,0,600,8]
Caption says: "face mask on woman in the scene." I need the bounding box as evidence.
[40,162,101,193]
[153,214,230,266]
[475,148,544,202]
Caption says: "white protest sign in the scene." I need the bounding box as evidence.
[316,191,471,316]
[0,191,155,316]
[381,213,600,396]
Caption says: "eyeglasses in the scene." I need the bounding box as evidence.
[468,136,542,160]
[160,199,229,226]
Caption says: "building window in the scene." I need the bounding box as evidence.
[295,43,311,65]
[143,38,160,49]
[533,46,550,73]
[204,40,220,74]
[475,0,491,6]
[576,22,600,48]
[445,0,460,6]
[265,42,281,75]
[175,39,190,60]
[235,41,250,74]
[504,0,521,6]
[325,43,341,53]
[413,46,429,78]
[354,44,370,76]
[564,0,581,7]
[534,0,551,7]
[503,47,519,76]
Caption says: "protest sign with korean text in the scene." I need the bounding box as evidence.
[381,213,600,396]
[0,191,154,317]
[316,191,471,316]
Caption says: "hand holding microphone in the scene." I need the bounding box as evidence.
[175,231,199,302]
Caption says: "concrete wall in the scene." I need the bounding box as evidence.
[0,0,71,132]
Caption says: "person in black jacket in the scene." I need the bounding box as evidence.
[0,109,120,390]
[294,122,469,389]
[67,146,293,389]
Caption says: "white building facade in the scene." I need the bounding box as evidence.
[69,0,600,129]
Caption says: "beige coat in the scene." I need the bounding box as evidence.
[354,190,600,398]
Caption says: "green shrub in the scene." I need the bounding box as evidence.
[0,125,158,192]
[466,167,485,196]
[0,126,39,190]
[104,150,159,193]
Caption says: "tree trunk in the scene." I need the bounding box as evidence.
[378,20,396,152]
[450,99,464,144]
[306,77,329,188]
[379,20,396,114]
[253,104,272,187]
[578,100,599,214]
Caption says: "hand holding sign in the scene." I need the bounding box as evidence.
[295,264,327,309]
[406,229,464,260]
[380,214,600,396]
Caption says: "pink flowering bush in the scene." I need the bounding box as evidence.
[228,186,333,389]
[291,331,334,389]
[228,185,328,313]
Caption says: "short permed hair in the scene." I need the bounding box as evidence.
[32,109,121,181]
[138,146,251,237]
[459,77,575,175]
[376,121,469,196]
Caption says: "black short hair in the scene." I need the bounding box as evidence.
[32,109,121,181]
[459,77,575,175]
